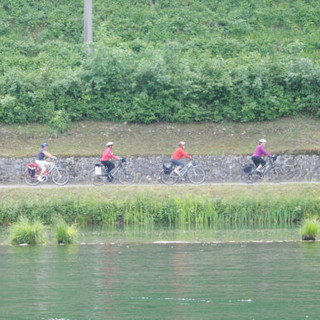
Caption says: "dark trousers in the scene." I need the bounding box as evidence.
[101,161,115,175]
[171,159,184,168]
[251,156,266,168]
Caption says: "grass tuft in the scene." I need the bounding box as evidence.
[300,218,320,240]
[54,217,78,244]
[10,216,46,245]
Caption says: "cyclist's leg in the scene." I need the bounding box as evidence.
[171,159,184,174]
[101,161,114,174]
[35,160,47,181]
[101,161,115,181]
[252,157,265,171]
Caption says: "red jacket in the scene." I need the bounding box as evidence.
[101,147,119,161]
[171,147,191,160]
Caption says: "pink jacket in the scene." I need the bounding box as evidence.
[101,147,119,161]
[252,145,271,157]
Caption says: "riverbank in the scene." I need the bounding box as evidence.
[1,183,319,226]
[1,116,319,158]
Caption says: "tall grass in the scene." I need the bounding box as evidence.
[54,217,78,244]
[10,217,46,245]
[300,218,320,240]
[1,196,319,228]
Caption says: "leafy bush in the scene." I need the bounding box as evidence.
[49,110,71,135]
[0,0,320,124]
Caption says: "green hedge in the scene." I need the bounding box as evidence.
[0,0,320,124]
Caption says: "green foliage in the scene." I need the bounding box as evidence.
[1,197,320,228]
[300,218,320,240]
[54,216,78,244]
[0,0,320,124]
[10,216,46,245]
[49,110,70,134]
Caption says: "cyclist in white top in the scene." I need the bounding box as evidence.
[35,143,57,181]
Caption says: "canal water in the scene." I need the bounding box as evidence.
[0,226,320,319]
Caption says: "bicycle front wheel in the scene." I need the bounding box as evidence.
[118,167,135,185]
[51,168,70,186]
[160,170,179,185]
[23,169,40,186]
[187,166,205,184]
[267,165,285,182]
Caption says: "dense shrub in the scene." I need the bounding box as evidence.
[0,0,320,124]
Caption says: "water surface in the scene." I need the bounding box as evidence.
[0,226,319,319]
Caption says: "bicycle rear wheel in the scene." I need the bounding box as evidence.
[187,166,205,184]
[23,169,40,186]
[118,167,135,185]
[246,171,263,183]
[51,168,70,186]
[88,169,105,186]
[160,170,179,185]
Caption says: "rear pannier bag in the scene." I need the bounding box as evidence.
[163,163,173,174]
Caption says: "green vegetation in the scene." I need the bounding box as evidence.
[10,216,46,245]
[300,218,320,240]
[1,0,320,125]
[54,217,78,244]
[1,116,319,157]
[1,184,319,227]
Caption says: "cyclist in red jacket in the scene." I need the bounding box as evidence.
[101,142,119,181]
[171,141,192,174]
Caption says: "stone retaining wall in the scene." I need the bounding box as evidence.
[1,155,319,184]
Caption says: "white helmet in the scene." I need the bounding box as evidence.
[259,139,267,143]
[106,141,114,147]
[178,141,186,146]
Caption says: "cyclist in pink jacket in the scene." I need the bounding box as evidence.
[251,139,272,172]
[101,142,119,181]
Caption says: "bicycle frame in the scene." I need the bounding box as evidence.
[259,157,277,175]
[25,159,70,186]
[110,161,123,178]
[161,160,205,185]
[90,158,134,185]
[177,161,193,178]
[37,161,57,178]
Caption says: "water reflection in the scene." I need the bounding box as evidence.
[0,224,301,246]
[0,241,320,319]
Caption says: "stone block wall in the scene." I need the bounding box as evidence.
[0,155,319,184]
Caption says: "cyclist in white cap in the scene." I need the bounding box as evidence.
[251,139,271,172]
[101,142,119,181]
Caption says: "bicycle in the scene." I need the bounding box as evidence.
[243,155,285,183]
[160,160,206,185]
[88,158,135,185]
[24,159,70,186]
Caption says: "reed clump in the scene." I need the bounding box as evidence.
[1,196,320,228]
[54,217,78,244]
[300,218,320,240]
[10,216,46,245]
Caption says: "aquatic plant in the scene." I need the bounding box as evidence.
[54,217,78,244]
[300,218,320,240]
[1,196,320,228]
[10,216,46,245]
